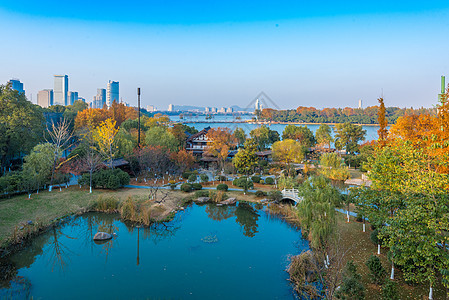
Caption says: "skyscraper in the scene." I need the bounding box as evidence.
[54,75,68,106]
[37,89,54,108]
[106,80,119,108]
[8,79,24,94]
[93,88,106,108]
[67,91,78,105]
[168,104,174,111]
[358,99,363,109]
[255,99,262,111]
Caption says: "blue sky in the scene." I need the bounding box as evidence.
[1,1,448,109]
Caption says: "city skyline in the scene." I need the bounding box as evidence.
[1,1,449,109]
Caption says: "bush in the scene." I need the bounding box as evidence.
[79,168,130,190]
[232,177,254,190]
[216,184,228,191]
[382,280,399,300]
[170,183,176,190]
[107,175,121,190]
[188,174,197,183]
[191,183,202,190]
[182,172,192,179]
[180,183,193,192]
[366,255,386,285]
[216,175,227,181]
[251,176,261,183]
[356,212,364,222]
[210,190,227,202]
[194,190,209,198]
[255,190,267,197]
[264,177,274,185]
[370,229,380,245]
[267,190,283,202]
[335,260,365,300]
[200,174,209,183]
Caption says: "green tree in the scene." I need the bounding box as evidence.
[22,143,58,190]
[282,125,316,148]
[335,261,365,300]
[233,138,258,174]
[377,97,388,146]
[234,127,246,148]
[334,123,366,154]
[145,126,179,152]
[0,84,44,174]
[271,139,304,175]
[250,125,279,150]
[316,124,333,148]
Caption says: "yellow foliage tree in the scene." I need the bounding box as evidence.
[272,139,304,176]
[93,118,119,168]
[205,127,236,170]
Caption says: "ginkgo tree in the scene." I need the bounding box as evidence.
[93,118,118,169]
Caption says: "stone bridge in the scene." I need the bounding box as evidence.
[281,189,303,204]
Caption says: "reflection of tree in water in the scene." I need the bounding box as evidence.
[0,276,31,299]
[46,226,77,272]
[205,204,236,221]
[235,203,260,237]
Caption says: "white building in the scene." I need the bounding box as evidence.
[168,104,174,111]
[106,80,119,108]
[37,89,53,108]
[147,105,157,112]
[54,75,68,106]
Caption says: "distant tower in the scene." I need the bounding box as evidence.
[255,98,262,111]
[358,99,362,109]
[54,75,68,106]
[168,104,174,112]
[37,89,53,108]
[93,88,106,108]
[67,91,78,105]
[106,80,119,108]
[439,76,446,103]
[8,79,24,94]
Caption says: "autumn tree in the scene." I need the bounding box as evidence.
[271,139,304,175]
[334,123,366,154]
[234,127,247,148]
[93,118,118,169]
[377,97,388,146]
[250,125,279,151]
[233,138,258,175]
[145,126,179,151]
[205,127,236,170]
[282,125,316,148]
[171,149,195,173]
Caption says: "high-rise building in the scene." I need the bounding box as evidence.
[54,75,68,106]
[37,89,54,108]
[8,79,24,94]
[93,88,106,109]
[439,76,446,103]
[358,99,363,109]
[255,98,262,111]
[205,107,211,113]
[226,107,233,113]
[168,104,174,111]
[146,105,156,112]
[67,91,78,105]
[106,80,119,108]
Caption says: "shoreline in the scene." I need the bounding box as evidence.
[176,120,383,126]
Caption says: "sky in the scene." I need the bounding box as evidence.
[1,1,449,110]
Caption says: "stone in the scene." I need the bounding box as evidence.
[93,232,113,241]
[196,197,210,203]
[220,197,236,205]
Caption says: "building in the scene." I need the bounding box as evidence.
[106,80,119,108]
[8,79,24,94]
[67,91,78,105]
[54,75,68,106]
[255,98,262,111]
[226,107,233,113]
[210,107,217,113]
[93,88,106,108]
[186,127,212,156]
[358,99,363,109]
[146,105,157,112]
[168,104,174,111]
[78,97,86,102]
[205,107,211,113]
[37,89,53,108]
[218,107,226,113]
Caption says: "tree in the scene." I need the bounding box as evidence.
[171,149,195,173]
[93,118,118,169]
[22,143,58,190]
[0,84,44,174]
[145,126,179,152]
[46,118,73,188]
[271,139,303,175]
[335,261,365,300]
[316,124,333,148]
[77,131,103,193]
[169,124,188,149]
[234,127,246,148]
[233,138,258,174]
[282,125,316,148]
[334,123,366,154]
[205,127,236,170]
[250,125,279,151]
[377,98,388,146]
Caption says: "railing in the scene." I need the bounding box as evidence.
[281,189,303,203]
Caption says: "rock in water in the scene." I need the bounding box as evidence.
[93,232,113,241]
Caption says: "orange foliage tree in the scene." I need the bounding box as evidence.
[75,101,137,130]
[205,127,236,170]
[171,149,195,173]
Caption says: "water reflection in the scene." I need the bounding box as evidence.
[235,203,260,237]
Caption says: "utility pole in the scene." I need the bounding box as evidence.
[137,88,141,148]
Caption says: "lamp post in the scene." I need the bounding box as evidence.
[137,88,141,148]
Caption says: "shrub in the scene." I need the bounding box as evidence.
[216,175,227,181]
[180,183,193,193]
[232,177,254,190]
[79,168,130,190]
[182,172,192,179]
[188,174,197,183]
[356,212,364,222]
[366,255,386,285]
[264,177,274,185]
[200,174,209,183]
[335,260,365,300]
[382,280,399,300]
[216,184,228,191]
[255,190,267,197]
[267,190,283,202]
[194,190,209,198]
[210,190,227,202]
[191,183,202,190]
[170,183,176,190]
[251,176,261,183]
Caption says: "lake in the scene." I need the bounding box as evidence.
[0,202,307,299]
[171,115,381,141]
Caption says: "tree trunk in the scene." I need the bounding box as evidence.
[429,284,433,300]
[390,262,394,280]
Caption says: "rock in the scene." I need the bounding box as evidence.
[220,197,236,205]
[93,232,113,241]
[196,197,210,203]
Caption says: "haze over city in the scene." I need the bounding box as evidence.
[1,0,449,109]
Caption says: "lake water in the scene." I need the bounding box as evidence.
[171,115,381,141]
[1,203,307,299]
